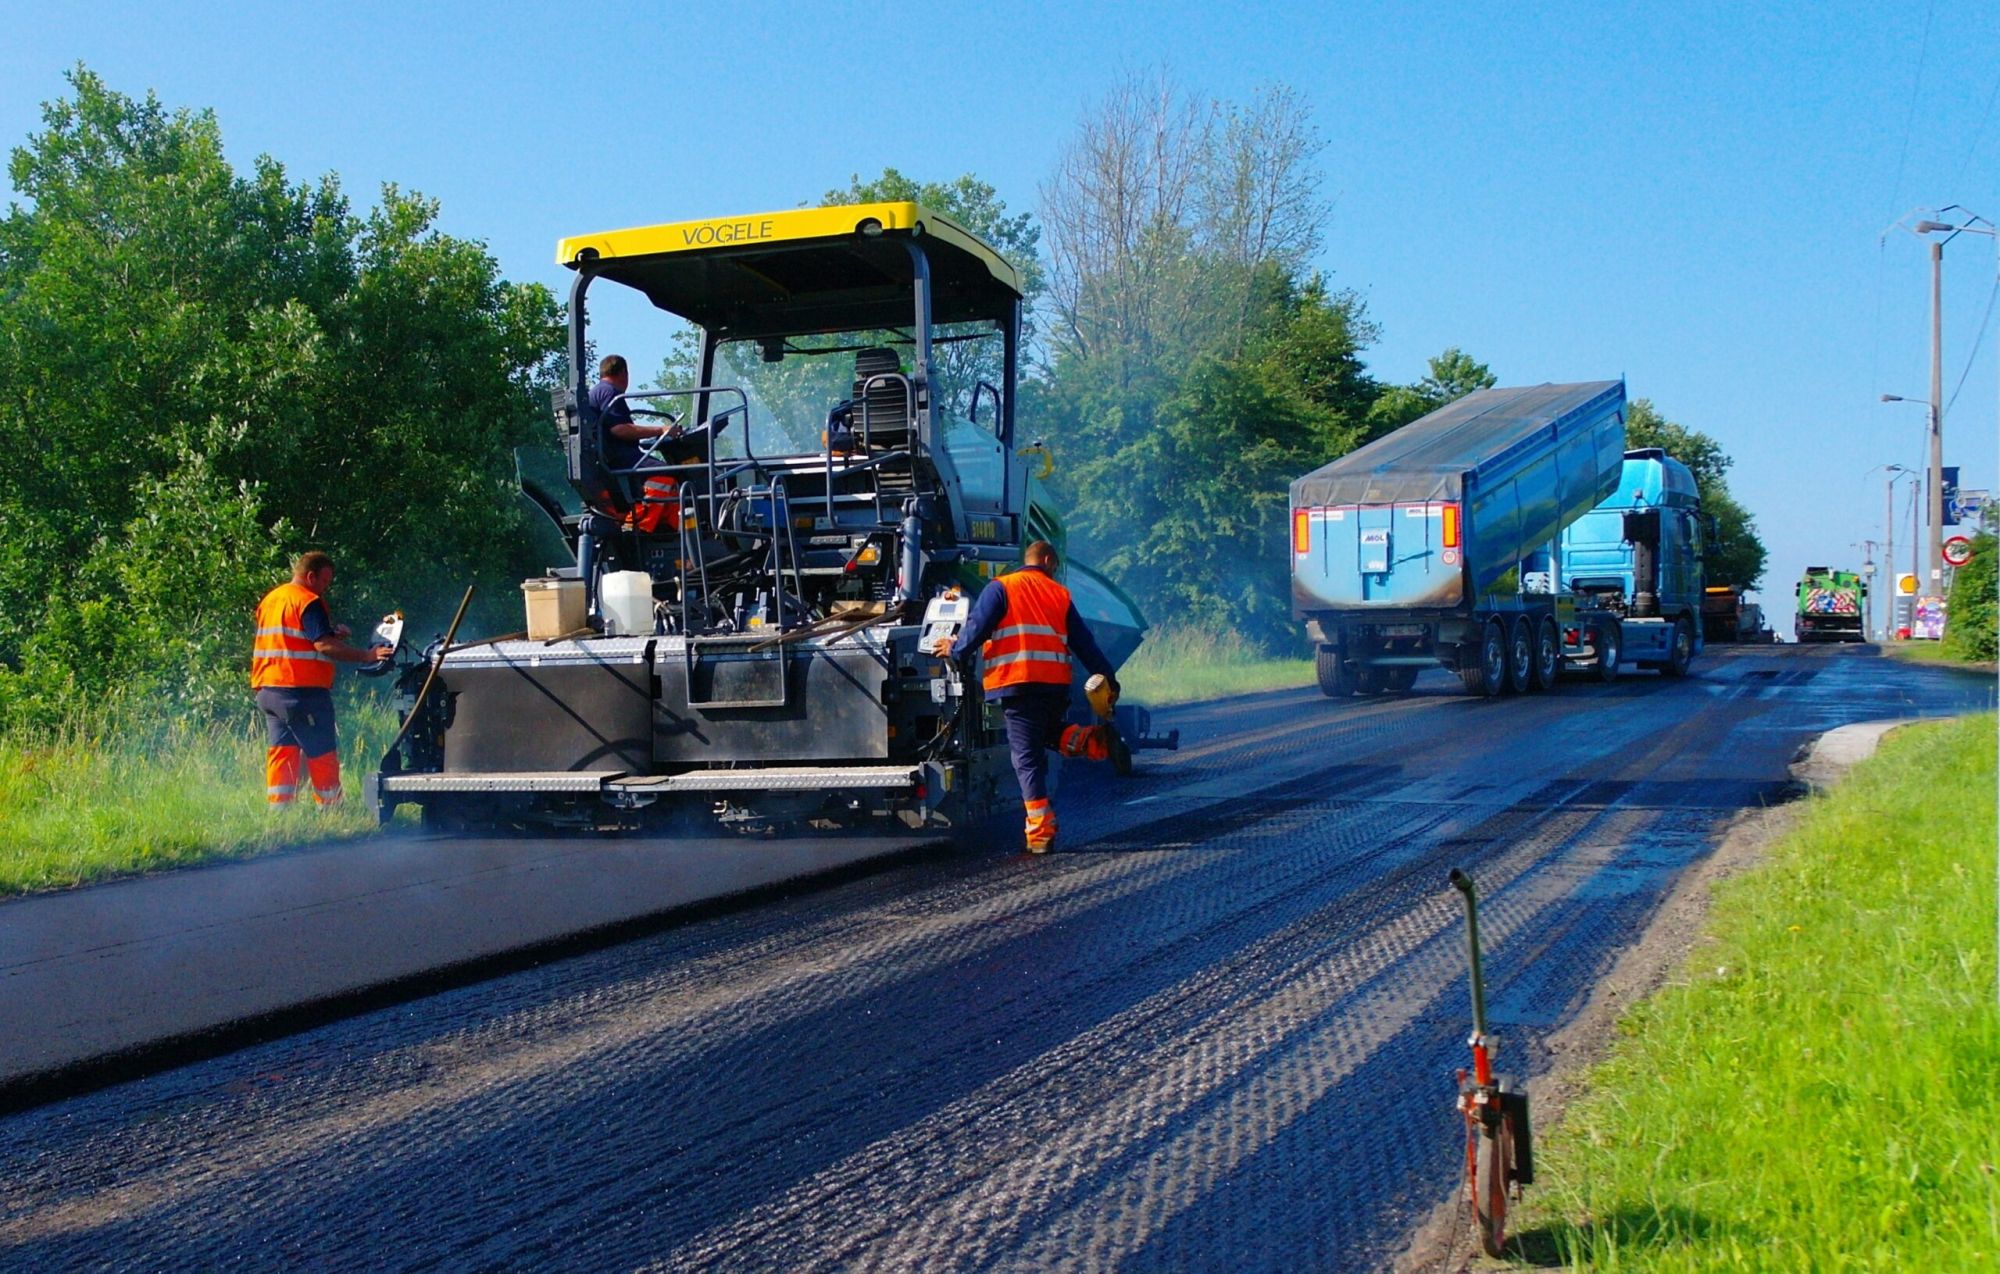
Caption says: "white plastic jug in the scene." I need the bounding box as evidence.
[600,571,656,636]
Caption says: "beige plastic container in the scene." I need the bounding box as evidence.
[522,576,585,640]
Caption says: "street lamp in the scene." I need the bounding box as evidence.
[1887,206,1997,596]
[1855,539,1881,639]
[1865,461,1920,639]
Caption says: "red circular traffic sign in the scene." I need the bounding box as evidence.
[1943,536,1975,567]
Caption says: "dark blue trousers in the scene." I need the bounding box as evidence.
[1000,687,1070,803]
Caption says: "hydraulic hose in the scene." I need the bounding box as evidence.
[379,584,475,770]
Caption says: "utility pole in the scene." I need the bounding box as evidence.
[1929,239,1945,598]
[1858,540,1881,639]
[1891,208,1997,599]
[1885,477,1895,637]
[1873,461,1917,639]
[1877,209,1999,999]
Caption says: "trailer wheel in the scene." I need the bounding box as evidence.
[1529,616,1561,691]
[1459,621,1507,697]
[1354,666,1384,694]
[1315,645,1353,697]
[1661,616,1694,677]
[1504,615,1534,693]
[1593,621,1621,682]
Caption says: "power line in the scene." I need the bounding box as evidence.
[1951,66,2000,192]
[1873,2,1938,400]
[1886,0,1936,218]
[1943,273,2000,420]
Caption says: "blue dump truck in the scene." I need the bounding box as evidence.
[1289,382,1704,697]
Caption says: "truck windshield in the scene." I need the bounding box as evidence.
[709,320,1006,460]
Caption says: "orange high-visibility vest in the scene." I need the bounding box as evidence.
[982,568,1073,693]
[251,582,336,690]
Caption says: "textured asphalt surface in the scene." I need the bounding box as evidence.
[1,644,1989,1271]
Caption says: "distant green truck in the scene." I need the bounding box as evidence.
[1794,567,1866,643]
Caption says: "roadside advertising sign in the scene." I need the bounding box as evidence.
[1896,572,1918,595]
[1944,536,1975,568]
[1913,595,1947,641]
[1941,466,1959,513]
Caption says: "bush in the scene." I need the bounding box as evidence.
[0,68,563,728]
[1942,531,1996,662]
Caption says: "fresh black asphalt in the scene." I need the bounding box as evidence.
[0,644,1988,1271]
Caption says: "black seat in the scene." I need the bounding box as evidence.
[850,348,912,450]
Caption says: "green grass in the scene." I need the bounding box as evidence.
[1119,625,1315,705]
[0,624,1310,897]
[0,698,400,896]
[1882,640,1996,670]
[1525,712,2000,1271]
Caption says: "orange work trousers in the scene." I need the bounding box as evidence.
[266,747,342,807]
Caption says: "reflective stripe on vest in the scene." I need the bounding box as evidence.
[251,582,336,690]
[982,569,1073,693]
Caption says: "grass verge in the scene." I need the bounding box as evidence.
[1521,712,1999,1270]
[1882,640,1997,672]
[0,697,399,896]
[1118,625,1314,705]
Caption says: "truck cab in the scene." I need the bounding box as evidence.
[1560,448,1707,652]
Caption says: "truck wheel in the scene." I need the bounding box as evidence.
[1354,666,1384,694]
[1383,667,1419,694]
[1459,620,1507,697]
[1504,615,1534,693]
[1529,616,1561,691]
[1315,645,1353,697]
[1593,621,1621,682]
[1661,616,1694,677]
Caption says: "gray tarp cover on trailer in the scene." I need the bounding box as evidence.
[1290,381,1625,507]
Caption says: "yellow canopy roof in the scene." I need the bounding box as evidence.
[557,202,1022,337]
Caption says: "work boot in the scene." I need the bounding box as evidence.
[1024,799,1057,854]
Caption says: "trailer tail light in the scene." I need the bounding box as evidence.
[1441,503,1461,549]
[1293,508,1311,555]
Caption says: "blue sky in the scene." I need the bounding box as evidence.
[4,0,1997,622]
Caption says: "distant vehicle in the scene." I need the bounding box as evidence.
[1702,586,1745,642]
[1793,567,1866,643]
[1289,383,1705,697]
[1739,601,1775,643]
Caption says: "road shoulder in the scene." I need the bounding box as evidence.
[1395,717,1915,1272]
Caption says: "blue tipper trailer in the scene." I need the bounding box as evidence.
[1289,381,1704,698]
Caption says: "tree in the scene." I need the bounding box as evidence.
[1031,74,1388,650]
[1624,398,1767,589]
[1942,530,1996,661]
[824,168,1043,307]
[1364,347,1496,439]
[0,68,562,725]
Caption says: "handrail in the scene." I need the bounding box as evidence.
[855,371,915,524]
[605,386,752,528]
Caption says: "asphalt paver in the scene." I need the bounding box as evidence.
[0,645,1988,1271]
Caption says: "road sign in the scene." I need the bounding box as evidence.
[1897,572,1918,595]
[1948,488,1988,526]
[1944,535,1975,567]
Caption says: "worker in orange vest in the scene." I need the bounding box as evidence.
[926,540,1117,853]
[251,551,393,808]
